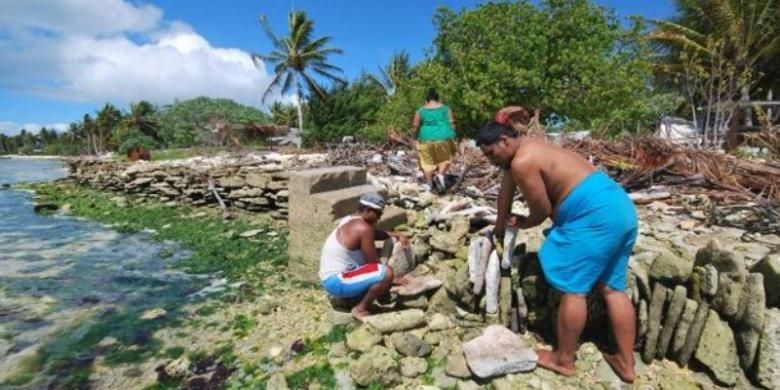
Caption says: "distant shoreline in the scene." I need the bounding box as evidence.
[1,155,65,160]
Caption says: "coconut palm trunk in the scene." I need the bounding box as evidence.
[295,76,304,134]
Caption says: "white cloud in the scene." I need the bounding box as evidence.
[0,121,68,136]
[0,0,278,111]
[0,0,161,36]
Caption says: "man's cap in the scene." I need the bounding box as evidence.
[359,192,385,210]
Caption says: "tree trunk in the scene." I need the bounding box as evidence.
[295,76,304,149]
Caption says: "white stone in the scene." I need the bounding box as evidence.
[140,308,166,320]
[501,227,519,269]
[468,236,491,295]
[485,250,500,314]
[240,229,263,238]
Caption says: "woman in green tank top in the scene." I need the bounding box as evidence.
[412,88,457,193]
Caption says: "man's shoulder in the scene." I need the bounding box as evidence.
[511,144,539,171]
[343,217,370,233]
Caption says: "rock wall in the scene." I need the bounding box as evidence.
[404,209,779,388]
[65,158,290,219]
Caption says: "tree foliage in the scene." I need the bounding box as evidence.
[368,51,414,96]
[156,97,270,148]
[373,0,671,138]
[304,75,386,144]
[269,101,299,127]
[651,0,780,94]
[1,97,269,156]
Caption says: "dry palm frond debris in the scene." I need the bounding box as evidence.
[560,137,780,202]
[742,130,780,159]
[317,135,779,203]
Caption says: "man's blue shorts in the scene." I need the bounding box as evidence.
[321,263,388,298]
[539,171,638,294]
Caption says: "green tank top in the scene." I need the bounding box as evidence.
[417,105,456,142]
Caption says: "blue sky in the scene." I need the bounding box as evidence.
[0,0,675,135]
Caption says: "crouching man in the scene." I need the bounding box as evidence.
[319,192,409,321]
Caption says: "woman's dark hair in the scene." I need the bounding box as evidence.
[475,121,519,146]
[425,88,439,102]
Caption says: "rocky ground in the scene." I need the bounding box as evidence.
[9,151,778,390]
[76,193,778,389]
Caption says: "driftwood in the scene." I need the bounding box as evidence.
[205,177,232,219]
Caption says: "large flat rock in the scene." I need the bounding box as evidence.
[463,325,537,378]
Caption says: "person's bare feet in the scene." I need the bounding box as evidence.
[350,306,371,322]
[603,353,636,383]
[536,349,576,377]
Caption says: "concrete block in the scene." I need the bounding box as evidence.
[288,166,366,196]
[376,206,407,230]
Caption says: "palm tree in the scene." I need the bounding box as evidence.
[651,0,780,118]
[252,11,346,134]
[270,101,298,127]
[95,103,122,152]
[125,100,160,141]
[83,114,97,155]
[369,50,413,96]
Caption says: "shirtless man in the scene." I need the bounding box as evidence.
[476,118,638,383]
[319,192,409,321]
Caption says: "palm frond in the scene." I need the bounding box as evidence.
[280,72,295,96]
[303,36,334,51]
[651,19,707,42]
[308,61,343,73]
[752,35,780,65]
[366,73,391,93]
[251,52,285,66]
[273,59,290,71]
[649,30,712,55]
[262,72,285,103]
[702,0,740,41]
[289,11,314,49]
[259,15,286,52]
[300,47,344,59]
[300,72,327,99]
[311,67,347,86]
